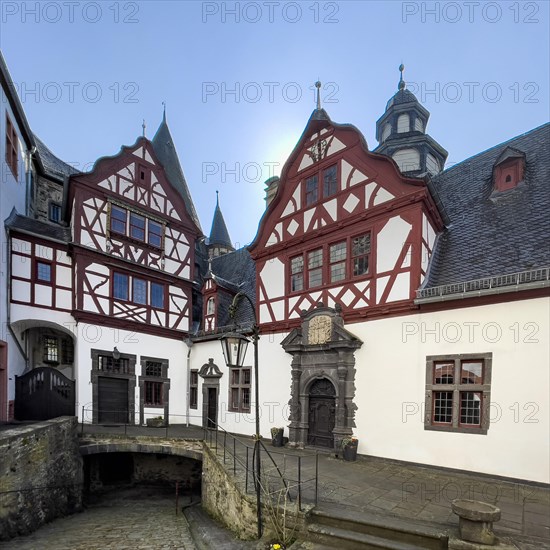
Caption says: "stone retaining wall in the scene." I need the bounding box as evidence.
[0,417,83,540]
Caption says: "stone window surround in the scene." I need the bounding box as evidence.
[91,348,137,425]
[424,352,493,435]
[138,355,170,425]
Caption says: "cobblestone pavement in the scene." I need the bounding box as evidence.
[0,488,197,550]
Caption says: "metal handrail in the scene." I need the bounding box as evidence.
[203,420,319,510]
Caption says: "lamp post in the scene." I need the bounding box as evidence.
[219,292,262,539]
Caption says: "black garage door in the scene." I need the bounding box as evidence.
[98,377,128,423]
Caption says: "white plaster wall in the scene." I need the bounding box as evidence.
[189,335,292,438]
[198,298,550,482]
[1,92,28,410]
[350,297,550,483]
[75,325,188,423]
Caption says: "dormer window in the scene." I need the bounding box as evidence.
[493,147,525,192]
[207,297,215,315]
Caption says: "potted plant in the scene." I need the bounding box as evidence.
[271,427,284,447]
[341,436,358,462]
[146,415,165,428]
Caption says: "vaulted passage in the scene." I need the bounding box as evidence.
[83,453,202,498]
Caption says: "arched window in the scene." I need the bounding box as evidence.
[397,114,410,133]
[392,148,420,172]
[381,123,391,142]
[207,297,215,315]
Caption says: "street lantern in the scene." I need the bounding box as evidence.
[220,331,249,367]
[218,293,262,539]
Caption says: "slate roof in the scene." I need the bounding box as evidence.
[208,199,233,248]
[423,123,550,289]
[151,115,202,232]
[5,209,71,243]
[33,134,80,181]
[385,88,420,110]
[210,247,256,329]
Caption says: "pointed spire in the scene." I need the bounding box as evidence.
[142,119,146,137]
[315,80,322,109]
[162,101,166,122]
[398,64,406,91]
[209,191,233,251]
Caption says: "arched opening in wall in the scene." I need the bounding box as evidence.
[83,452,203,502]
[11,319,76,421]
[307,378,336,449]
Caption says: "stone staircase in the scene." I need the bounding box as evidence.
[304,504,449,549]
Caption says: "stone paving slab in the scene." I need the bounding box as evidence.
[0,489,196,550]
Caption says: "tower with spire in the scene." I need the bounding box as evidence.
[374,65,448,177]
[207,191,234,258]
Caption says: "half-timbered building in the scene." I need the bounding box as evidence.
[3,57,548,484]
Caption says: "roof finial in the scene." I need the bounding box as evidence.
[162,101,166,122]
[142,119,146,137]
[315,80,322,110]
[216,190,219,207]
[398,64,405,91]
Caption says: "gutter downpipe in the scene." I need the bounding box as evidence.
[184,338,193,427]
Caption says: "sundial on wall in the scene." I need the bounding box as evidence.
[308,315,332,344]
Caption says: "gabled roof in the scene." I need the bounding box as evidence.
[151,114,202,232]
[33,134,80,182]
[493,146,526,166]
[5,209,71,243]
[208,196,232,248]
[423,123,550,289]
[210,247,256,328]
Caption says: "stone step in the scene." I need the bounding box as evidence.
[308,523,428,550]
[310,505,448,549]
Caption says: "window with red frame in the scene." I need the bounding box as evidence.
[129,212,146,241]
[290,256,304,292]
[308,249,323,288]
[304,164,338,206]
[36,261,52,283]
[352,234,370,276]
[110,205,127,234]
[329,241,346,283]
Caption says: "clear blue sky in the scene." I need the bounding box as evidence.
[1,1,548,246]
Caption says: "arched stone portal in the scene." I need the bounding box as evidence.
[281,304,363,452]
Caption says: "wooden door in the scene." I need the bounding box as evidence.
[307,378,336,448]
[98,377,128,423]
[207,387,217,428]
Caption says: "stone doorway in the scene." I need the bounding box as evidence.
[307,378,336,448]
[281,304,363,452]
[199,358,223,429]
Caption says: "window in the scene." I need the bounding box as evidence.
[229,368,251,412]
[43,336,58,363]
[290,256,304,292]
[139,357,168,414]
[352,234,370,276]
[151,282,164,309]
[61,338,74,363]
[133,278,147,304]
[36,261,52,283]
[190,370,198,409]
[110,204,164,247]
[113,273,129,301]
[425,353,492,434]
[110,205,127,234]
[308,249,323,288]
[305,165,339,206]
[49,203,61,223]
[129,212,146,241]
[144,381,163,406]
[323,165,338,197]
[148,220,163,248]
[206,297,215,315]
[5,114,18,178]
[329,241,346,282]
[145,361,162,377]
[98,355,130,373]
[305,175,318,206]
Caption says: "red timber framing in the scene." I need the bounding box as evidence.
[10,234,72,312]
[249,112,444,331]
[67,137,200,340]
